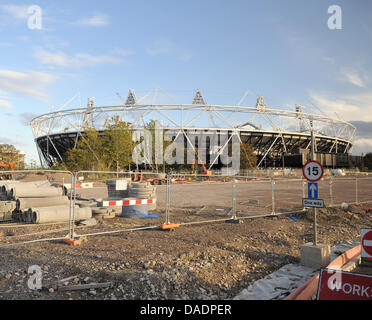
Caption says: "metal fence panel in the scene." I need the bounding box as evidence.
[2,169,372,248]
[0,169,75,246]
[167,174,235,226]
[352,177,372,204]
[269,178,304,214]
[235,177,273,217]
[71,171,166,238]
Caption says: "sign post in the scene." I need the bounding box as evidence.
[302,121,324,246]
[300,122,331,268]
[302,160,324,246]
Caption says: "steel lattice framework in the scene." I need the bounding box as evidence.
[30,91,356,168]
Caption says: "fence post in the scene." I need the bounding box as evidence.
[271,178,275,214]
[302,179,306,199]
[355,177,359,204]
[165,172,171,224]
[232,178,237,219]
[68,173,74,239]
[329,177,333,207]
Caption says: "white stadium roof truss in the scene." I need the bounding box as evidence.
[30,90,356,168]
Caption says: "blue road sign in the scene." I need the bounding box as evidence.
[308,182,318,199]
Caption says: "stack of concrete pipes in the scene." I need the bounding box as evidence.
[0,180,92,224]
[102,179,157,214]
[106,178,131,198]
[128,182,157,210]
[0,180,20,221]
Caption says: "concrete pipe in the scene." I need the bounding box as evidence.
[25,209,33,223]
[31,206,92,224]
[0,181,19,189]
[131,182,152,188]
[3,180,50,191]
[1,183,19,193]
[16,196,70,211]
[10,185,63,198]
[19,210,30,223]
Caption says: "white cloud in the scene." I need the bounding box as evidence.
[146,39,173,56]
[34,48,124,68]
[0,99,12,108]
[309,91,372,121]
[340,69,366,88]
[110,48,136,57]
[74,53,123,66]
[146,39,192,62]
[0,69,56,102]
[0,4,29,20]
[34,49,70,67]
[19,112,39,126]
[352,138,372,155]
[322,56,335,64]
[0,136,28,147]
[74,13,109,27]
[0,42,13,47]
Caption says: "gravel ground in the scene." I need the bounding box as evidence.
[0,202,371,300]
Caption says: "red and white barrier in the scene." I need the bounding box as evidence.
[101,198,156,207]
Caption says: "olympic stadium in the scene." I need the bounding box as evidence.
[30,89,358,169]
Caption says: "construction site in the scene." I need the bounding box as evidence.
[0,169,372,300]
[0,90,371,301]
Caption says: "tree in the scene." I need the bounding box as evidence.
[61,126,107,172]
[143,120,173,172]
[0,144,25,169]
[240,143,257,169]
[363,153,372,171]
[104,118,134,172]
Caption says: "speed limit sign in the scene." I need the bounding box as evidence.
[302,160,324,182]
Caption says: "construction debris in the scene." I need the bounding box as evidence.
[57,281,113,292]
[79,218,97,226]
[0,178,158,225]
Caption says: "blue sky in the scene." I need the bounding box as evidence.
[0,0,371,165]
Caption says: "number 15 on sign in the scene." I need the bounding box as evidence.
[302,160,324,182]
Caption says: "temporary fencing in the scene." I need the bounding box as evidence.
[354,177,372,204]
[70,170,166,238]
[1,169,372,248]
[0,169,76,247]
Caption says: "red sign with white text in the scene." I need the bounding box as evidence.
[317,269,372,300]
